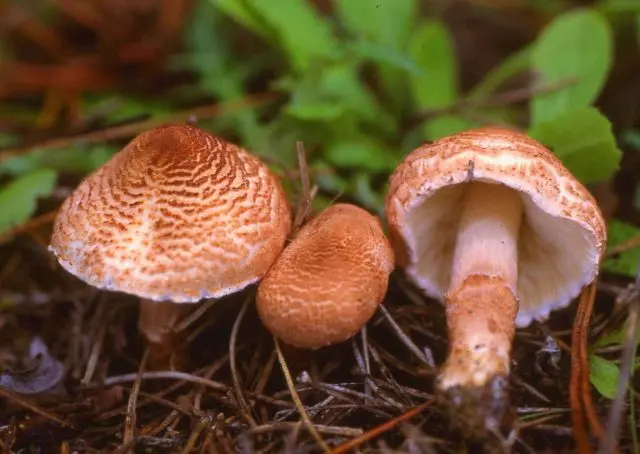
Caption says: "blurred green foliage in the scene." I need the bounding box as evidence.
[1,0,640,402]
[0,0,631,231]
[0,170,56,234]
[590,316,640,400]
[589,354,622,399]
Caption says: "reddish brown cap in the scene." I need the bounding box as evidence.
[256,203,395,349]
[386,127,606,326]
[49,124,292,302]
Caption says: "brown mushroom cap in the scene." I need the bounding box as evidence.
[256,203,395,349]
[49,124,292,302]
[386,127,606,326]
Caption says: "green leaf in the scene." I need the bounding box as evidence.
[286,101,345,122]
[313,161,349,194]
[324,137,399,173]
[589,355,619,399]
[0,170,57,235]
[208,0,273,40]
[351,41,421,75]
[334,0,417,104]
[311,194,335,214]
[334,0,416,48]
[528,107,621,183]
[408,20,457,111]
[185,0,264,149]
[531,9,613,124]
[469,47,531,99]
[593,314,640,348]
[248,0,339,72]
[285,63,393,130]
[602,220,640,277]
[0,145,116,176]
[423,116,477,142]
[351,172,384,215]
[408,20,473,140]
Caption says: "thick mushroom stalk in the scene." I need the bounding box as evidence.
[437,182,522,429]
[138,299,194,369]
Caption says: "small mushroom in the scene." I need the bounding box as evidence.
[257,203,395,349]
[386,127,606,435]
[50,124,292,365]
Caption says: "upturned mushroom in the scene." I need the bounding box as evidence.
[50,124,292,366]
[386,127,606,434]
[256,203,395,349]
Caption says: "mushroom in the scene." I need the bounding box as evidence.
[385,127,606,434]
[256,203,395,349]
[49,124,292,366]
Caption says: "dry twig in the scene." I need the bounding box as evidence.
[122,349,149,451]
[570,282,605,454]
[274,337,330,452]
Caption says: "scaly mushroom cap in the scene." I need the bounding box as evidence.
[386,127,606,326]
[256,203,395,349]
[50,124,292,302]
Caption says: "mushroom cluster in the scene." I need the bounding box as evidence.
[50,122,608,441]
[386,127,606,434]
[50,124,292,366]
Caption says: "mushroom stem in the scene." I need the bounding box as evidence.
[138,299,194,369]
[439,182,522,391]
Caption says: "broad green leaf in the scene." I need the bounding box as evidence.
[528,107,621,183]
[408,21,457,112]
[208,0,272,40]
[0,145,116,176]
[469,47,531,99]
[636,13,640,47]
[324,138,399,173]
[334,0,417,104]
[531,9,613,124]
[602,220,640,277]
[0,170,57,235]
[408,20,472,140]
[248,0,339,72]
[589,355,619,399]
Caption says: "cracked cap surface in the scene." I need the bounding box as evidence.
[50,124,292,302]
[257,203,395,348]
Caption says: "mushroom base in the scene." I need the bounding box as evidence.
[438,274,518,390]
[436,274,518,441]
[138,299,195,369]
[437,375,515,442]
